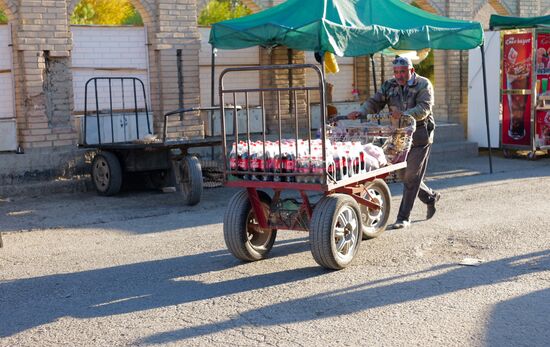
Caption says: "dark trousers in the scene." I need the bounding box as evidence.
[396,125,437,222]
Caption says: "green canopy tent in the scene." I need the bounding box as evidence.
[209,0,492,172]
[490,14,550,30]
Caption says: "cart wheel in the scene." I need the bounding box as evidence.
[91,151,122,196]
[310,194,362,270]
[223,190,277,261]
[527,151,537,160]
[174,155,203,206]
[360,179,391,239]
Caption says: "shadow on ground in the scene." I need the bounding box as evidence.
[0,237,314,338]
[135,250,550,345]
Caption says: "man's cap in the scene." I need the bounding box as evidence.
[392,56,413,68]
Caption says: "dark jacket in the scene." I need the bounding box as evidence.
[359,73,435,144]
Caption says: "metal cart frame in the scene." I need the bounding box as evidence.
[219,64,413,269]
[78,77,229,205]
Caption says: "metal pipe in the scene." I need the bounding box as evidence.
[210,47,216,159]
[261,91,266,180]
[306,90,311,156]
[133,78,140,139]
[121,78,125,141]
[139,79,151,135]
[370,54,378,93]
[177,49,184,121]
[211,47,216,107]
[293,89,299,161]
[246,92,250,148]
[277,90,282,175]
[233,92,239,152]
[319,60,327,184]
[480,44,494,174]
[109,79,114,142]
[94,79,101,144]
[219,68,228,179]
[84,79,89,145]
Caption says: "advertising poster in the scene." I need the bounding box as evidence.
[536,32,550,74]
[535,32,550,146]
[501,32,532,146]
[536,110,550,146]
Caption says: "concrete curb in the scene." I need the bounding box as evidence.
[0,176,93,198]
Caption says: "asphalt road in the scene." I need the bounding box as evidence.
[1,154,549,346]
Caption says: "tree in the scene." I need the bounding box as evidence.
[198,0,251,26]
[410,1,434,84]
[71,0,142,26]
[0,9,7,24]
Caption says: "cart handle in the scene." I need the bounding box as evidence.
[330,112,416,129]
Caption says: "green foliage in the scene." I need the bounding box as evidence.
[198,0,252,26]
[71,0,143,26]
[122,10,144,26]
[0,9,7,24]
[410,1,434,84]
[414,50,435,84]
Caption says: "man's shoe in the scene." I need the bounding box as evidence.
[390,219,411,229]
[426,192,441,220]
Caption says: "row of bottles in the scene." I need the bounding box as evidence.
[228,139,387,183]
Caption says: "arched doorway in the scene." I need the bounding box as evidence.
[69,0,155,143]
[0,5,16,151]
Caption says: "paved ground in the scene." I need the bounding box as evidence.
[1,151,549,346]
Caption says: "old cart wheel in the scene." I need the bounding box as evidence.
[360,179,391,239]
[310,194,362,270]
[174,155,203,206]
[91,151,122,196]
[223,190,277,262]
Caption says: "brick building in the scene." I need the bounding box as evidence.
[0,0,202,185]
[0,0,548,186]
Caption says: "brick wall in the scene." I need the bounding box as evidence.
[71,26,150,114]
[0,25,13,120]
[0,0,201,180]
[198,27,261,107]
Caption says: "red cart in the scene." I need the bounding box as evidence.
[220,64,414,269]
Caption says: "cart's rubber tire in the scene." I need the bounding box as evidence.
[503,149,512,158]
[360,179,391,239]
[527,151,537,160]
[223,190,277,262]
[91,151,122,196]
[310,194,362,270]
[174,155,203,206]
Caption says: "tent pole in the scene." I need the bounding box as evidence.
[320,53,328,129]
[370,54,378,93]
[211,46,216,107]
[480,44,493,174]
[210,46,216,160]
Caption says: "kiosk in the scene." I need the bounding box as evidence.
[490,15,550,158]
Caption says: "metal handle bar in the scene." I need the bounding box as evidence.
[331,112,416,129]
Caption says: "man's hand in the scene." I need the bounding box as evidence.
[390,109,403,120]
[389,108,403,128]
[347,111,362,120]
